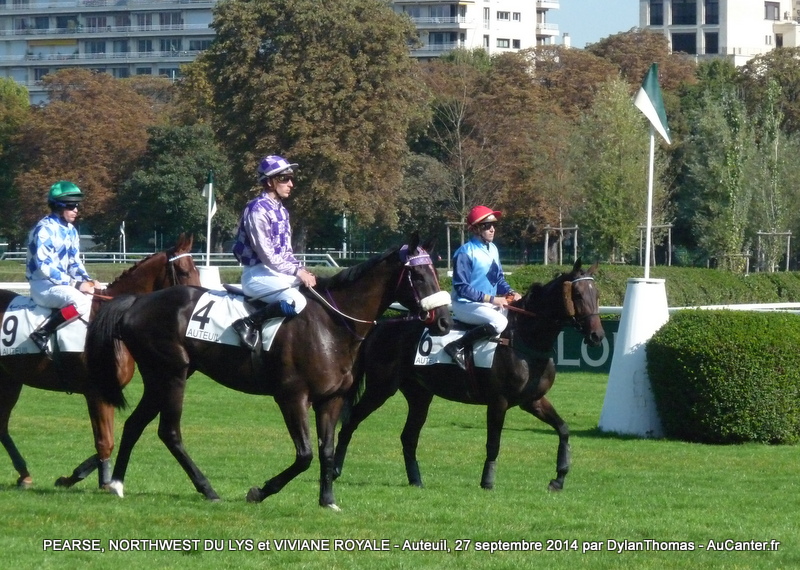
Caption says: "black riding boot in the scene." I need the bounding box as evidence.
[443,323,497,371]
[232,300,296,351]
[29,305,79,356]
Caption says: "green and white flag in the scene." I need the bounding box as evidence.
[201,170,216,219]
[634,63,671,145]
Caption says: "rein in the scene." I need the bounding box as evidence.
[307,286,377,325]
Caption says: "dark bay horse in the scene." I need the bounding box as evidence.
[333,259,603,492]
[0,233,199,490]
[85,235,452,509]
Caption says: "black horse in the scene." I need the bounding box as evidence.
[334,259,603,492]
[85,235,452,508]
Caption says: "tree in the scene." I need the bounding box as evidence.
[738,47,800,135]
[187,0,426,249]
[574,78,670,263]
[684,90,754,270]
[13,69,157,243]
[0,78,29,245]
[117,124,237,252]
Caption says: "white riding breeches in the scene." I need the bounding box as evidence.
[29,280,92,316]
[241,264,308,313]
[451,300,508,335]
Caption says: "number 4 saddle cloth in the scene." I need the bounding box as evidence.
[185,289,284,351]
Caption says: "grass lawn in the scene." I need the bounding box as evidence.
[1,370,797,569]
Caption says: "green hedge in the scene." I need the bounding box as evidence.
[645,310,800,444]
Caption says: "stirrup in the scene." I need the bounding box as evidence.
[444,343,467,371]
[232,318,260,351]
[29,331,53,358]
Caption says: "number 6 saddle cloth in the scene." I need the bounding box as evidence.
[184,289,284,351]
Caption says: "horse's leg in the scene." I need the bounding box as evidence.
[246,397,313,504]
[398,381,435,488]
[0,380,31,488]
[481,401,509,490]
[314,396,345,510]
[155,378,220,502]
[520,395,570,491]
[107,380,164,498]
[54,396,114,489]
[334,381,397,480]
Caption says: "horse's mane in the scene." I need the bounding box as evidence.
[314,246,400,291]
[105,249,168,289]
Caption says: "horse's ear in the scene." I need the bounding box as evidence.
[407,231,420,252]
[422,236,436,253]
[572,257,582,272]
[177,233,193,251]
[588,261,599,275]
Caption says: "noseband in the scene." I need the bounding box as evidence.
[395,246,451,325]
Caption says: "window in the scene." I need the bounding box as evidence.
[189,40,213,51]
[483,35,489,48]
[496,38,510,48]
[138,40,153,53]
[776,33,784,48]
[650,0,664,25]
[159,12,182,27]
[403,6,421,18]
[85,16,107,30]
[115,14,131,28]
[159,68,181,80]
[160,38,182,53]
[86,41,106,55]
[34,16,48,30]
[765,35,772,45]
[135,67,152,75]
[513,12,521,22]
[671,32,696,54]
[765,2,780,21]
[497,11,510,21]
[34,68,49,81]
[704,0,719,25]
[136,13,152,29]
[513,39,521,49]
[704,32,718,54]
[113,40,128,54]
[110,68,129,79]
[672,0,697,25]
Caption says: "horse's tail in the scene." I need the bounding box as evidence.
[341,339,369,426]
[85,295,137,409]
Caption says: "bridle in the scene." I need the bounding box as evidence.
[167,251,194,287]
[510,275,598,331]
[390,245,451,326]
[306,245,451,327]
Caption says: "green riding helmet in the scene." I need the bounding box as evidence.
[47,181,84,206]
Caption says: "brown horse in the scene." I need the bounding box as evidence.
[333,259,603,492]
[85,234,452,509]
[0,233,199,489]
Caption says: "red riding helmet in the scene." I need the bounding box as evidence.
[467,205,502,227]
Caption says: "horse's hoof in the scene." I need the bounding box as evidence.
[323,503,342,512]
[107,480,125,498]
[246,487,264,503]
[17,476,33,489]
[54,476,75,488]
[548,480,563,492]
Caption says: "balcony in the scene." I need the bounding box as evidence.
[0,49,203,66]
[536,0,560,9]
[409,16,473,30]
[0,23,212,37]
[410,41,465,58]
[536,22,559,37]
[0,0,215,13]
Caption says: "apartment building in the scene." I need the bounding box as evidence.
[392,0,560,59]
[0,0,215,104]
[0,0,558,104]
[641,0,800,65]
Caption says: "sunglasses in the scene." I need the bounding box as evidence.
[58,202,80,211]
[274,174,295,183]
[478,222,496,230]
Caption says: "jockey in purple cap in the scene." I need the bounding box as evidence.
[230,155,317,350]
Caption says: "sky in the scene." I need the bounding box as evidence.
[549,1,640,49]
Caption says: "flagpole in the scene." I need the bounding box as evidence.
[205,170,213,267]
[644,126,655,279]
